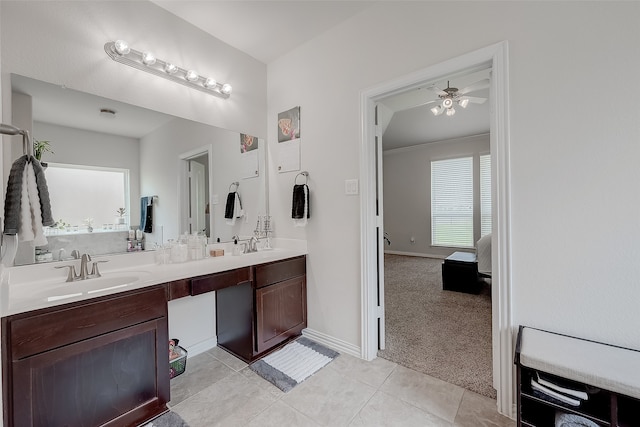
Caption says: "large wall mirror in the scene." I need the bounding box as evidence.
[8,74,268,265]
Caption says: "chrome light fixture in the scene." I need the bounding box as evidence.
[105,40,232,99]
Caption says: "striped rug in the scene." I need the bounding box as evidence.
[250,337,339,392]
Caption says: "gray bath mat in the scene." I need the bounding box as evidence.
[250,337,339,392]
[142,411,190,427]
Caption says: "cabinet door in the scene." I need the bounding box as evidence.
[255,276,307,354]
[10,319,168,427]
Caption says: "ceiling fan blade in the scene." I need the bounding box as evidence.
[429,85,448,97]
[461,96,487,104]
[459,79,490,95]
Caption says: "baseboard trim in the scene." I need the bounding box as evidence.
[302,328,361,358]
[384,250,446,259]
[184,337,217,358]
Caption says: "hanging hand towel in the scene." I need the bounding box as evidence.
[225,192,243,225]
[292,184,309,227]
[26,162,47,246]
[19,167,34,242]
[140,196,153,233]
[31,158,54,227]
[3,155,29,235]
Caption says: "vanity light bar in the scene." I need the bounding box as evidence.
[104,40,232,99]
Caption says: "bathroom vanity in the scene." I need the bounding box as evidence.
[1,247,307,426]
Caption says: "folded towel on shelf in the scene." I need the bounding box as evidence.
[225,192,243,225]
[292,184,309,227]
[555,411,599,427]
[140,196,153,233]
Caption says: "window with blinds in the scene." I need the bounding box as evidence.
[431,157,474,247]
[480,154,492,237]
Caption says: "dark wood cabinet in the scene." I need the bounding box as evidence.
[255,275,306,354]
[2,286,169,427]
[216,255,307,362]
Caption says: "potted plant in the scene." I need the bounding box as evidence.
[33,139,54,166]
[116,208,126,225]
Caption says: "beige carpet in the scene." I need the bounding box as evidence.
[378,254,496,399]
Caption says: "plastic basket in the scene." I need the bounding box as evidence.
[169,346,187,379]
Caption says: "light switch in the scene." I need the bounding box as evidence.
[345,179,359,195]
[212,194,219,205]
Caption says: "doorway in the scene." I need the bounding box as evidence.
[179,146,213,238]
[359,41,513,417]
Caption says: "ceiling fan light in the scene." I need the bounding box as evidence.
[430,105,441,116]
[442,98,453,109]
[459,98,469,108]
[446,108,456,116]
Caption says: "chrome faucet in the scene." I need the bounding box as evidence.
[246,236,259,253]
[55,253,108,282]
[79,254,91,279]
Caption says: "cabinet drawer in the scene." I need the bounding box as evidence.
[168,279,190,300]
[254,256,306,289]
[191,267,251,296]
[8,285,167,360]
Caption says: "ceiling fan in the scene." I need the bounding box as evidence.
[428,79,489,117]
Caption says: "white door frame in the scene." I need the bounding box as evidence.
[178,145,214,237]
[359,41,514,417]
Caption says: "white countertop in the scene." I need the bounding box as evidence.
[0,238,307,317]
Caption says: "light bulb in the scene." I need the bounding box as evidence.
[446,108,456,116]
[185,70,199,82]
[430,106,441,116]
[114,40,130,55]
[459,98,469,108]
[204,78,217,89]
[442,98,453,109]
[164,63,177,74]
[142,52,156,66]
[221,83,232,95]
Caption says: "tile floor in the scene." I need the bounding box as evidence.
[169,346,515,427]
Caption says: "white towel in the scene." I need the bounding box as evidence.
[19,167,34,242]
[18,163,48,246]
[27,162,47,246]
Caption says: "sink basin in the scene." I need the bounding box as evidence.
[10,270,152,304]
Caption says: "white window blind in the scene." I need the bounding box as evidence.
[431,157,473,247]
[480,154,492,237]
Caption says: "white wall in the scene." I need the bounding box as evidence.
[383,134,490,257]
[267,2,640,351]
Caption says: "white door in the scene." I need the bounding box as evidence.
[375,105,386,350]
[189,160,206,234]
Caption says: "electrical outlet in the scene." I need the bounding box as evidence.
[345,179,359,195]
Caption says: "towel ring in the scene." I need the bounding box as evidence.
[229,182,239,192]
[295,171,309,185]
